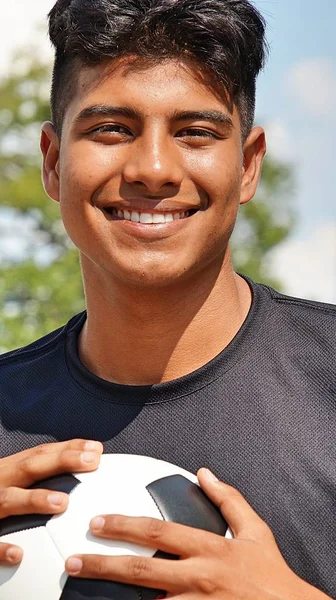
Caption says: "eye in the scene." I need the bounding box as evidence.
[181,128,215,137]
[89,124,133,138]
[176,128,222,143]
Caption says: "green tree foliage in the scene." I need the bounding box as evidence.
[231,158,295,287]
[0,50,295,352]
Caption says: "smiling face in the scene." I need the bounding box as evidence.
[41,58,265,289]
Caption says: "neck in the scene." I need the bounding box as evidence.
[78,253,252,385]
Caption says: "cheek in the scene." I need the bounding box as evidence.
[57,161,97,247]
[58,142,111,216]
[184,146,242,207]
[59,142,121,197]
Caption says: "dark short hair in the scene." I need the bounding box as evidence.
[48,0,268,139]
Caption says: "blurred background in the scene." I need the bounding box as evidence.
[0,0,335,352]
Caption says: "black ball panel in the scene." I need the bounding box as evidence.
[0,474,80,537]
[146,474,227,536]
[60,577,142,600]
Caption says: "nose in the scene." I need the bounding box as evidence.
[122,130,184,193]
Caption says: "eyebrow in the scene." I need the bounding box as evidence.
[171,109,233,128]
[74,105,142,124]
[74,105,233,128]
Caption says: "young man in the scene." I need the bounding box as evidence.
[0,0,335,598]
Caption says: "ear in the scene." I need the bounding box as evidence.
[40,121,60,203]
[240,126,266,206]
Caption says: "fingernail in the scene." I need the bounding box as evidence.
[6,547,21,562]
[204,468,219,482]
[90,516,105,530]
[66,556,83,574]
[84,441,102,451]
[81,452,96,463]
[48,493,65,506]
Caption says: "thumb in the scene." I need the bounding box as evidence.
[197,468,271,541]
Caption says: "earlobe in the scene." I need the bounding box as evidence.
[240,126,266,206]
[40,121,61,203]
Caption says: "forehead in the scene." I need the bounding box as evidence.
[64,58,237,124]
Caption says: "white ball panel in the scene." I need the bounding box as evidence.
[74,454,198,487]
[47,454,197,561]
[47,473,162,560]
[0,527,65,600]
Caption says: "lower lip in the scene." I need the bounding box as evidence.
[101,211,195,239]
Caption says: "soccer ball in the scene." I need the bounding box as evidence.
[0,454,228,599]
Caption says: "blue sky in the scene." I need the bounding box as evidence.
[254,0,336,302]
[0,0,335,302]
[255,0,336,231]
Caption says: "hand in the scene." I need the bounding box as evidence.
[65,468,331,599]
[0,438,103,566]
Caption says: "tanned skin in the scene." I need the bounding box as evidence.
[0,58,329,598]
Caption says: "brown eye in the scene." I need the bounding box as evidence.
[91,124,133,136]
[176,128,221,140]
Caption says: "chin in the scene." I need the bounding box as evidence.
[103,258,195,289]
[117,268,189,289]
[82,250,205,290]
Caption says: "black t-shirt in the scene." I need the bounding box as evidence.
[1,279,335,597]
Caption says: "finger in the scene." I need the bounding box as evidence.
[197,468,271,541]
[65,554,184,593]
[0,486,69,519]
[0,447,102,488]
[0,543,23,567]
[0,439,103,466]
[89,514,223,558]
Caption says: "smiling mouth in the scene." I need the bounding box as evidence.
[103,208,198,224]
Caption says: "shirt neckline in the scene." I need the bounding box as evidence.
[64,276,269,404]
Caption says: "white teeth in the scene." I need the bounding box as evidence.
[152,213,166,224]
[109,208,189,223]
[139,212,153,224]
